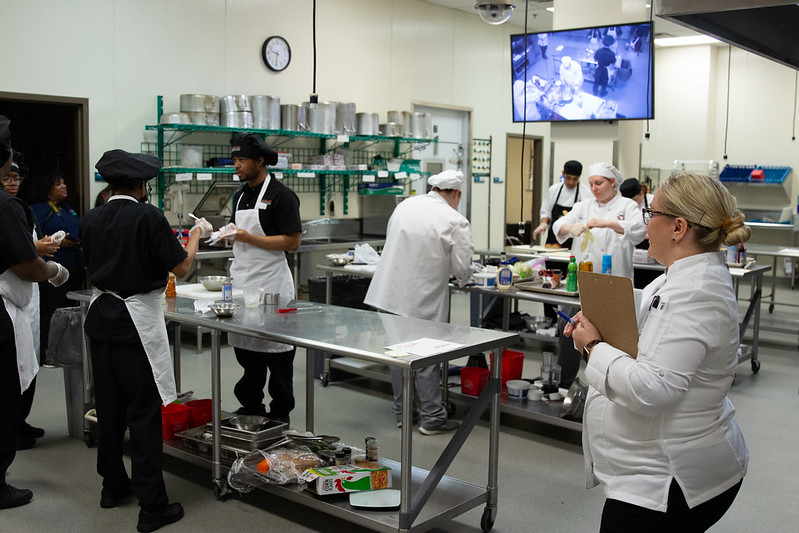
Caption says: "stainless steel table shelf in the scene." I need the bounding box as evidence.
[68,290,517,532]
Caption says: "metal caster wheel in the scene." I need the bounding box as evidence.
[213,484,231,501]
[481,507,496,532]
[751,359,761,373]
[321,373,330,387]
[445,400,456,418]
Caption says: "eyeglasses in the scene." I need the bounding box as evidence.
[641,207,679,225]
[1,176,23,184]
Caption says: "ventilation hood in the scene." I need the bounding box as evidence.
[657,0,799,69]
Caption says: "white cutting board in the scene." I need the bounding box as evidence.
[176,283,243,300]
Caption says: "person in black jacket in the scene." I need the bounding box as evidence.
[593,34,617,97]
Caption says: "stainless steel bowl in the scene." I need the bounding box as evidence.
[326,254,349,267]
[523,315,551,331]
[208,302,238,318]
[228,415,269,432]
[200,276,231,291]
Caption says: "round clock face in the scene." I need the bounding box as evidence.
[262,36,291,72]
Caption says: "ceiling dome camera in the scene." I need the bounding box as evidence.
[475,2,516,25]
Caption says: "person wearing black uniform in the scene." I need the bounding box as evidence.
[0,115,70,510]
[533,160,589,249]
[620,177,660,289]
[593,34,617,97]
[227,133,302,425]
[81,149,212,532]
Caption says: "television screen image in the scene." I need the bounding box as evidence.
[510,22,653,123]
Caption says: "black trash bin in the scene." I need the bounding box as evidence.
[307,275,372,383]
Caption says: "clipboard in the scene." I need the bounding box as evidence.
[577,271,639,358]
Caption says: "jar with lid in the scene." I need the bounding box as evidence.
[365,438,379,462]
[579,257,593,272]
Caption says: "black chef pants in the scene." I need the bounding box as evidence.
[233,347,295,419]
[600,478,743,533]
[0,301,22,485]
[90,338,168,511]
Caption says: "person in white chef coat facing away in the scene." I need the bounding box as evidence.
[564,172,749,532]
[81,149,210,532]
[227,133,302,426]
[365,170,473,435]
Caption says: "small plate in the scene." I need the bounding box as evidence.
[349,489,401,510]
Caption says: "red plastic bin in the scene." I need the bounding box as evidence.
[460,367,489,396]
[490,349,525,388]
[161,403,189,440]
[184,399,212,428]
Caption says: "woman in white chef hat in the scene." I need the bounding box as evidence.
[551,162,646,389]
[553,161,646,280]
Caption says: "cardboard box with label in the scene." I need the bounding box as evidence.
[301,462,391,495]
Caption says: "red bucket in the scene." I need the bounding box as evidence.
[184,399,212,428]
[161,403,189,440]
[490,349,525,388]
[461,367,489,396]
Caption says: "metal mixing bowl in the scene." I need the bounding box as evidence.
[326,254,349,267]
[208,302,238,318]
[228,415,269,432]
[200,275,231,291]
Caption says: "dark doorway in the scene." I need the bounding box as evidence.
[0,93,90,215]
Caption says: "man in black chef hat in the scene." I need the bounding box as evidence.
[81,149,212,532]
[226,133,302,425]
[1,116,70,510]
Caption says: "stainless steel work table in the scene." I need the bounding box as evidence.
[744,244,799,311]
[68,290,518,533]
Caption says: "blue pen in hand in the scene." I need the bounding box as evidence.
[556,309,576,326]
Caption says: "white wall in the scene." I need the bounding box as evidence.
[2,0,797,247]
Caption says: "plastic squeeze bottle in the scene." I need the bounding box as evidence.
[566,256,578,292]
[602,254,612,275]
[496,261,513,291]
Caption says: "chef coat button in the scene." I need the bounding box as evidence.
[658,371,664,377]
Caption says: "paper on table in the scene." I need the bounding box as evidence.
[385,338,464,357]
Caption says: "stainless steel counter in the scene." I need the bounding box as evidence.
[67,290,517,532]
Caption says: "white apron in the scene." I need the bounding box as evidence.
[88,194,177,405]
[0,267,38,392]
[24,227,41,359]
[229,175,294,352]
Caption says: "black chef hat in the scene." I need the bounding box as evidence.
[230,132,278,166]
[619,178,641,199]
[603,34,615,47]
[0,115,11,166]
[563,160,582,176]
[95,149,162,186]
[11,150,28,177]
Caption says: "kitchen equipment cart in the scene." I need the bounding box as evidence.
[68,290,518,533]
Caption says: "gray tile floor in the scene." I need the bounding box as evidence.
[4,276,799,532]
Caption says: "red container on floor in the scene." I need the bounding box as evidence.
[490,349,525,388]
[161,403,189,440]
[184,399,213,428]
[461,367,490,396]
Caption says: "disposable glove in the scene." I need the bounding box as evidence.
[48,262,70,287]
[190,217,214,238]
[532,222,549,238]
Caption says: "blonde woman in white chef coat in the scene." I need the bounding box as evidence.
[227,133,302,426]
[565,172,750,532]
[552,162,646,387]
[365,170,473,435]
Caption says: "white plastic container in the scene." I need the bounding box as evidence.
[473,272,496,287]
[506,380,530,399]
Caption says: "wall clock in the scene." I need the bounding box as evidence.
[262,36,291,72]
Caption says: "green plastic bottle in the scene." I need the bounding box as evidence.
[566,256,578,292]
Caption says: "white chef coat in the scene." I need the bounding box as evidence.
[582,252,748,511]
[539,181,591,221]
[552,192,645,278]
[559,61,584,89]
[228,175,294,352]
[365,191,473,322]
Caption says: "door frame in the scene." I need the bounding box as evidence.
[505,133,544,229]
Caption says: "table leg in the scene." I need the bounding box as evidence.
[172,323,181,393]
[751,272,762,372]
[325,270,333,305]
[399,367,414,531]
[306,349,315,433]
[210,328,229,497]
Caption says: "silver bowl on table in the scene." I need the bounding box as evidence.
[200,275,231,291]
[208,302,238,318]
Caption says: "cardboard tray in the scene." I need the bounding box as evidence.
[514,280,579,298]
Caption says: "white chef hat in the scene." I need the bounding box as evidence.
[428,169,464,190]
[587,162,623,190]
[562,56,572,67]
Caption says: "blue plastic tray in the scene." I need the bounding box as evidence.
[719,165,791,183]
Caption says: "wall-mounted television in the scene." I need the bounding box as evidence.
[511,22,653,123]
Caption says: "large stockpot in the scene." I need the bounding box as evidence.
[335,102,356,136]
[411,112,432,139]
[219,95,252,113]
[249,95,281,129]
[302,101,337,134]
[280,104,308,131]
[186,112,220,126]
[220,111,254,128]
[381,122,402,137]
[356,112,380,136]
[387,110,412,137]
[180,94,219,113]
